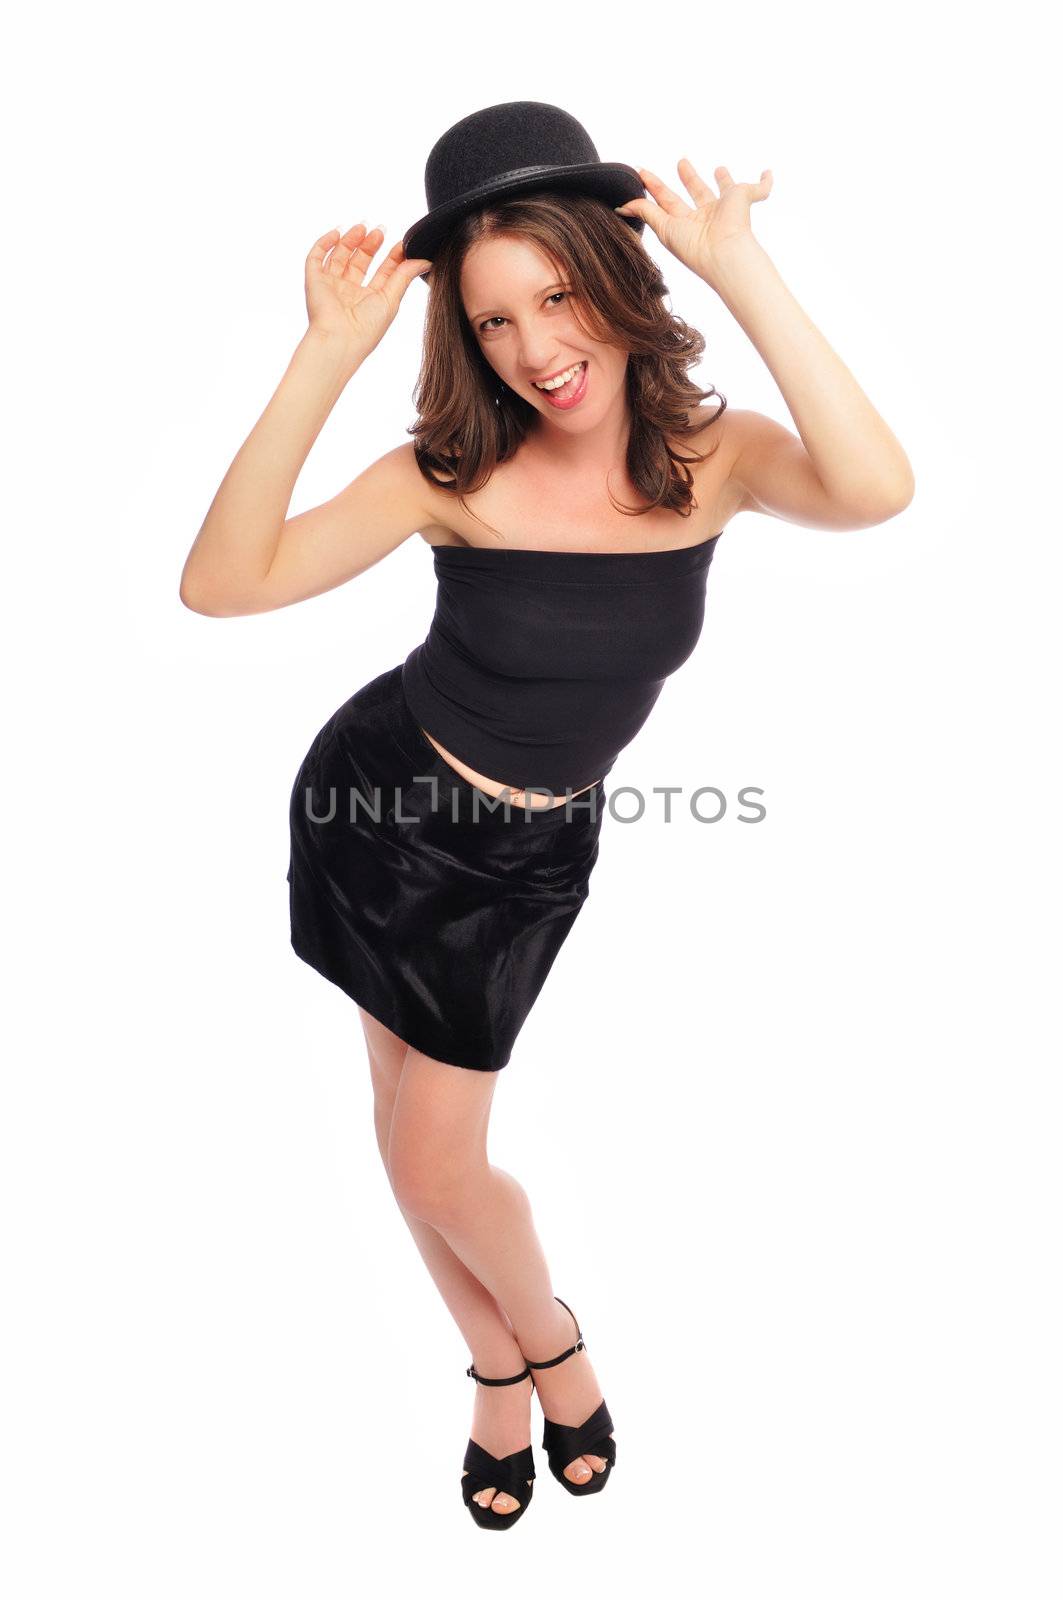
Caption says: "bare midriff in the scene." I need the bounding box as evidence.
[418,725,600,809]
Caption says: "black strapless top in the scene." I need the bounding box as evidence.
[400,534,722,795]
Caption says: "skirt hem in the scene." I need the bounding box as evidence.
[289,930,510,1073]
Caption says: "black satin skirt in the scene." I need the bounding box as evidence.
[286,663,606,1071]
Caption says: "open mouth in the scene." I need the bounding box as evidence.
[531,360,589,409]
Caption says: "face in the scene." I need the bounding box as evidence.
[460,235,628,434]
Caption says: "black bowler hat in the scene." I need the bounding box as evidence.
[402,101,647,277]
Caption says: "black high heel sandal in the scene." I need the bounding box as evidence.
[460,1361,536,1530]
[524,1296,616,1496]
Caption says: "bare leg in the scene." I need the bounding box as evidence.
[359,1010,531,1515]
[384,1038,613,1490]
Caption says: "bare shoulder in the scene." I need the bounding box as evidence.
[341,437,466,549]
[341,437,447,539]
[667,399,736,469]
[708,405,818,469]
[709,406,779,447]
[674,399,742,455]
[413,440,475,548]
[687,406,789,519]
[667,400,749,526]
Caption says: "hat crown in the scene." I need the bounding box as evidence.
[402,101,645,264]
[425,101,600,213]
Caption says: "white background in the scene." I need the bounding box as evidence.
[4,0,1060,1593]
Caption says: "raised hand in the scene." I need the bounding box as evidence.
[615,159,772,282]
[305,222,432,357]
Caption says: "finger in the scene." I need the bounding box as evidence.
[615,199,662,234]
[372,241,432,293]
[307,228,341,268]
[636,165,691,214]
[369,239,410,284]
[334,224,385,279]
[322,221,368,272]
[742,171,772,203]
[337,220,370,249]
[678,156,718,204]
[713,165,734,190]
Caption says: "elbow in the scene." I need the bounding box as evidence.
[852,469,916,528]
[885,466,916,517]
[878,459,917,521]
[869,490,914,527]
[179,577,236,617]
[179,558,209,614]
[179,565,252,617]
[179,573,217,615]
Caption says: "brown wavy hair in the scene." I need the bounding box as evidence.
[406,190,726,540]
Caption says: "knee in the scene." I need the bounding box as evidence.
[388,1141,483,1225]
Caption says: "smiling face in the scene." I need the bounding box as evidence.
[460,235,630,439]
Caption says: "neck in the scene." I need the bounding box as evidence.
[525,386,633,481]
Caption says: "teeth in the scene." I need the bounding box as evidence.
[534,361,585,391]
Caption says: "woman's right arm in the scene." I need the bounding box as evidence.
[179,223,432,617]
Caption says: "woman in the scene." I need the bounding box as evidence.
[180,102,914,1529]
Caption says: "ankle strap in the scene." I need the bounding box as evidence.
[466,1362,532,1386]
[524,1295,586,1371]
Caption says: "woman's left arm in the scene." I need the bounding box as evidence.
[706,235,916,526]
[617,161,916,529]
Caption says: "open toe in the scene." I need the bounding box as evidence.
[460,1361,536,1530]
[563,1435,615,1484]
[524,1298,618,1498]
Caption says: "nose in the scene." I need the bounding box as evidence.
[518,340,564,381]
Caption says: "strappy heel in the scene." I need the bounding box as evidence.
[460,1361,536,1530]
[524,1296,616,1496]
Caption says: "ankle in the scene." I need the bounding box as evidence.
[517,1298,580,1367]
[467,1340,528,1383]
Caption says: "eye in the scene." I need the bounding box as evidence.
[478,291,569,335]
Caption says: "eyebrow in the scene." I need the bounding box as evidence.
[469,281,570,323]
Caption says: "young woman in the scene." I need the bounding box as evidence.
[180,102,914,1530]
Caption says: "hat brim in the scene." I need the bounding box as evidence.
[402,161,646,274]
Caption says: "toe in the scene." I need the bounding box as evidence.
[492,1479,531,1514]
[462,1470,500,1510]
[461,1473,524,1513]
[564,1457,593,1484]
[575,1432,614,1478]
